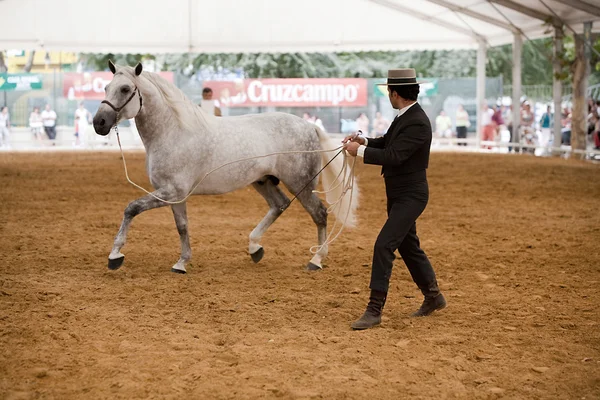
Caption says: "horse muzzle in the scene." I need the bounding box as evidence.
[93,108,116,136]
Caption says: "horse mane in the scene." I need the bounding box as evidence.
[122,66,216,133]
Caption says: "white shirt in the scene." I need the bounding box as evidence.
[0,112,9,128]
[481,108,494,126]
[200,99,221,116]
[357,102,417,158]
[41,110,57,127]
[75,108,90,126]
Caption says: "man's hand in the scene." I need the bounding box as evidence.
[342,131,366,146]
[344,141,361,157]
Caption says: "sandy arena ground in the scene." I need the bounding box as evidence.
[0,151,599,399]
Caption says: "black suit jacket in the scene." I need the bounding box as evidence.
[363,103,432,178]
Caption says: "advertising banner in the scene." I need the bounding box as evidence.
[63,71,174,100]
[0,73,43,91]
[203,78,368,108]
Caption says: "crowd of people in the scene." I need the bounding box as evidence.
[0,104,58,149]
[341,112,392,138]
[432,98,599,154]
[3,91,599,153]
[0,102,95,149]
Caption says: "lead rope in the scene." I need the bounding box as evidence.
[114,126,357,253]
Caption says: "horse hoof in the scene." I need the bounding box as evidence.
[171,268,186,274]
[250,247,264,263]
[306,262,322,271]
[108,256,125,270]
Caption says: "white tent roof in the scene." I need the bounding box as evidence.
[2,0,600,53]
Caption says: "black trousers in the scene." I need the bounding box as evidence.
[456,126,467,146]
[369,177,439,296]
[45,126,57,140]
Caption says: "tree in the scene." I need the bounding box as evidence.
[24,50,35,72]
[0,51,6,73]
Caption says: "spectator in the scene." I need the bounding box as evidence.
[520,102,535,153]
[593,115,600,150]
[29,107,44,141]
[492,105,505,130]
[455,104,469,146]
[0,106,10,148]
[74,102,92,147]
[41,104,57,144]
[314,115,326,132]
[539,105,553,155]
[435,110,453,138]
[356,112,369,135]
[503,105,514,152]
[200,87,222,116]
[372,111,390,138]
[561,108,572,145]
[481,102,496,149]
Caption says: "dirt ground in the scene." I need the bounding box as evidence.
[0,151,599,399]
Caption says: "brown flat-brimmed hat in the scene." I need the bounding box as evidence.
[377,68,426,86]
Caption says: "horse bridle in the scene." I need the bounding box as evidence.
[101,84,143,119]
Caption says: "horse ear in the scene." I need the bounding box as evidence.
[134,62,143,76]
[108,60,116,74]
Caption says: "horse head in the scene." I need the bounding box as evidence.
[93,60,144,136]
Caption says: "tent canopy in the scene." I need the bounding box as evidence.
[2,0,600,54]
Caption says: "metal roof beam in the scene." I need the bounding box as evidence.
[368,0,487,42]
[424,0,518,32]
[567,0,600,18]
[487,0,561,26]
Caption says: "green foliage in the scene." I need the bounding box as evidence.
[546,25,600,84]
[485,38,556,85]
[79,53,155,71]
[78,36,600,85]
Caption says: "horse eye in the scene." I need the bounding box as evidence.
[121,87,130,94]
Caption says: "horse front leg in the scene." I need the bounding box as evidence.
[108,188,176,270]
[170,202,191,274]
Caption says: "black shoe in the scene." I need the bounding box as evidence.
[411,293,446,317]
[351,311,381,330]
[351,290,386,330]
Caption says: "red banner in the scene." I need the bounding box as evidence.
[203,78,367,108]
[63,72,174,100]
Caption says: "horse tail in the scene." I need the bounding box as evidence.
[315,127,359,228]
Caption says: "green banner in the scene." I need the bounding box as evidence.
[374,79,438,97]
[0,73,43,91]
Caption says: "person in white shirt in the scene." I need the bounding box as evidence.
[41,104,58,142]
[455,105,470,146]
[200,87,222,116]
[481,102,496,149]
[314,115,326,132]
[0,106,10,148]
[29,107,44,141]
[74,102,92,147]
[435,110,453,138]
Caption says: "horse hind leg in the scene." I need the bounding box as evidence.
[249,176,290,263]
[290,185,328,271]
[170,202,191,274]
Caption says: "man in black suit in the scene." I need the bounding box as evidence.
[343,68,446,330]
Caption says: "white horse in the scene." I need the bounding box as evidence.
[93,61,358,273]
